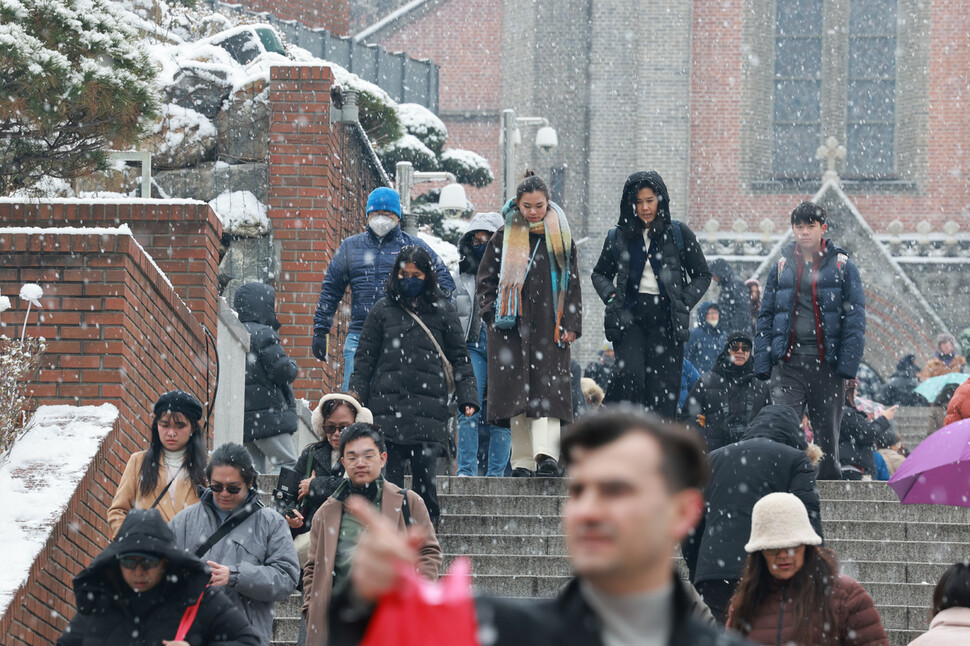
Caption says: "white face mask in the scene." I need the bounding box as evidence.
[368,215,397,238]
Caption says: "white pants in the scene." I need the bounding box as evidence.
[510,415,561,470]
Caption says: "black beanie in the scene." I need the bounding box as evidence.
[153,390,203,422]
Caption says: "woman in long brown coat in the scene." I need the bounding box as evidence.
[107,391,207,536]
[477,173,582,477]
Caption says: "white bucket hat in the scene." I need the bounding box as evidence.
[311,393,374,440]
[744,492,823,553]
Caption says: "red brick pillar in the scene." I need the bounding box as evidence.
[268,65,340,398]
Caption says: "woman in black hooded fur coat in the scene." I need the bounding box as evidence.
[591,170,711,418]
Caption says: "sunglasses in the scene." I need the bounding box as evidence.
[118,556,162,570]
[323,423,353,435]
[210,482,244,494]
[729,344,752,353]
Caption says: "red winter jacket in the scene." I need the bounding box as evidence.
[728,574,888,646]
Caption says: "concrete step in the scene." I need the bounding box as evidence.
[825,538,970,563]
[822,519,970,542]
[439,533,567,556]
[438,513,563,535]
[821,499,970,523]
[839,560,950,586]
[439,493,565,516]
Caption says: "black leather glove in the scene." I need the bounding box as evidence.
[312,333,328,362]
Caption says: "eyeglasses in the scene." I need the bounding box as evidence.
[210,482,244,494]
[323,423,352,435]
[118,556,162,571]
[729,344,752,353]
[343,451,380,465]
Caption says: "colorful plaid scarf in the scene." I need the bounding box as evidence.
[495,198,572,344]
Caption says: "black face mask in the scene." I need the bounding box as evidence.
[471,242,487,260]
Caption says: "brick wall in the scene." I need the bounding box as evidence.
[234,0,350,35]
[373,0,504,210]
[267,65,384,398]
[0,201,222,334]
[0,415,121,644]
[689,0,970,232]
[0,229,212,643]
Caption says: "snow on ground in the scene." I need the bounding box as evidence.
[417,231,459,274]
[0,404,119,616]
[208,190,270,236]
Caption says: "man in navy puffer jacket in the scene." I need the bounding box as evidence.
[312,187,455,389]
[754,201,866,480]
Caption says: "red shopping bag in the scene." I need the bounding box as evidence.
[360,557,479,646]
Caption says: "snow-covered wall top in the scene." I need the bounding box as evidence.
[0,404,119,617]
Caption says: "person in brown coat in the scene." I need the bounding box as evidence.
[919,333,967,381]
[301,423,441,646]
[107,391,207,537]
[727,493,888,646]
[477,173,582,477]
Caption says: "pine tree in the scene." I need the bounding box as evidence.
[0,0,158,194]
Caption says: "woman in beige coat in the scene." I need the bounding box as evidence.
[107,391,208,537]
[908,563,970,645]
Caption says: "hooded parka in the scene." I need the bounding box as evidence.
[591,171,711,344]
[875,355,927,407]
[235,282,299,442]
[708,258,752,334]
[168,488,300,644]
[453,211,504,342]
[476,203,583,425]
[685,331,771,452]
[57,509,260,646]
[685,302,727,373]
[349,295,478,445]
[839,406,897,478]
[683,405,823,585]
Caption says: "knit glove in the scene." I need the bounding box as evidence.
[312,333,329,362]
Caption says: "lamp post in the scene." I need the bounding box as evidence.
[500,108,559,201]
[395,161,468,235]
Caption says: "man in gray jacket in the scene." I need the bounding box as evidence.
[170,443,299,645]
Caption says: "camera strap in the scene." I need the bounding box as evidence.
[195,499,264,558]
[400,488,412,527]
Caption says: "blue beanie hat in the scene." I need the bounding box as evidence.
[366,187,401,217]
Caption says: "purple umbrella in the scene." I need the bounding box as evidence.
[888,418,970,506]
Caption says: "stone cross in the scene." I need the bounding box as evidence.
[816,136,846,182]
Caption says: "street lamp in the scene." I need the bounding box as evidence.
[395,161,468,235]
[501,108,559,201]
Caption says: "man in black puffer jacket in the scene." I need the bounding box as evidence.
[684,331,771,452]
[235,281,300,473]
[875,354,928,407]
[682,405,822,624]
[58,509,260,646]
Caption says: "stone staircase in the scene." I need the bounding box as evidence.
[265,407,954,645]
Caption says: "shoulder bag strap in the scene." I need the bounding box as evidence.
[404,308,455,393]
[399,487,412,527]
[150,462,185,510]
[174,587,207,641]
[194,499,264,558]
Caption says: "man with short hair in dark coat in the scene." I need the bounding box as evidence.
[708,258,751,335]
[682,404,823,624]
[57,509,260,646]
[330,408,755,646]
[755,201,866,480]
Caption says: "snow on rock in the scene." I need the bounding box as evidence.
[398,103,447,152]
[209,190,270,237]
[417,231,459,274]
[142,103,217,169]
[0,404,119,616]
